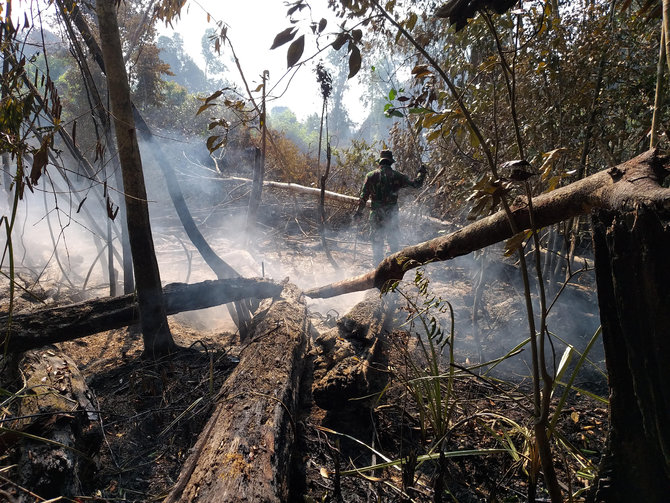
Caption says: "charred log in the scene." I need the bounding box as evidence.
[6,348,102,499]
[312,291,394,410]
[1,278,282,353]
[164,283,309,503]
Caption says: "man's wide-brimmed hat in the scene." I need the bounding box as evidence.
[378,149,395,165]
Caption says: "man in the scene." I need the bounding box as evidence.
[354,149,427,264]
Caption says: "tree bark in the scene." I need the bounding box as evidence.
[164,283,308,503]
[306,149,670,298]
[1,278,281,353]
[9,348,102,499]
[62,0,251,335]
[96,0,175,357]
[312,291,393,410]
[589,205,670,502]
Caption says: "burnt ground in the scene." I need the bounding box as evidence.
[0,195,608,502]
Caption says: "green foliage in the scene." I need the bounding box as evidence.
[268,107,320,153]
[389,269,457,449]
[330,138,378,195]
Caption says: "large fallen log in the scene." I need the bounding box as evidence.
[164,283,309,503]
[8,347,102,499]
[1,278,282,353]
[306,149,670,298]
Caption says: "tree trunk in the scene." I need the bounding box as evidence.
[164,283,308,503]
[96,0,175,357]
[1,278,281,353]
[246,71,267,245]
[64,0,250,338]
[589,205,670,502]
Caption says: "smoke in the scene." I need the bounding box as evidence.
[1,129,604,395]
[0,160,122,302]
[389,246,605,390]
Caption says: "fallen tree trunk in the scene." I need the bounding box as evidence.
[306,149,670,298]
[224,176,452,227]
[164,283,309,503]
[1,278,281,353]
[9,348,102,499]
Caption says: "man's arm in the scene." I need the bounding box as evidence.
[400,165,427,188]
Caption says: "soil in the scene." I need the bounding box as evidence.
[0,197,608,502]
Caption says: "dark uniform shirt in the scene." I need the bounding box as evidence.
[359,166,424,210]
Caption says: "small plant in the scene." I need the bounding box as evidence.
[389,269,457,452]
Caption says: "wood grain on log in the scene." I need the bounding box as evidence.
[1,278,282,353]
[164,283,309,503]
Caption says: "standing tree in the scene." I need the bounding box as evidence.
[96,0,176,357]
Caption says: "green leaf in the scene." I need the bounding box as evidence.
[287,34,305,67]
[270,27,297,50]
[504,230,532,256]
[422,112,446,128]
[389,88,397,101]
[426,129,442,142]
[468,126,480,148]
[406,12,418,31]
[409,107,432,114]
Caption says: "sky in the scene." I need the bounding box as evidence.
[158,0,363,122]
[11,0,365,122]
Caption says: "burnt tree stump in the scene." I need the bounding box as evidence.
[311,291,395,411]
[164,283,309,503]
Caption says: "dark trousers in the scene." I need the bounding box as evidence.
[369,205,400,264]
